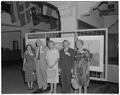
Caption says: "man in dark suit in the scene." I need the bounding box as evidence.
[59,40,75,93]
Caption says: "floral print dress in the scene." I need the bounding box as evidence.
[75,49,91,87]
[23,52,36,82]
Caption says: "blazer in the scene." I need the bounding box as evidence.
[59,48,75,70]
[35,45,48,65]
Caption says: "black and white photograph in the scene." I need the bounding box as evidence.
[1,1,119,94]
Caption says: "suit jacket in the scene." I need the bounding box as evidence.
[59,48,75,71]
[35,46,48,67]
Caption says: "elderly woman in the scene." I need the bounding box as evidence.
[73,40,91,93]
[46,40,59,93]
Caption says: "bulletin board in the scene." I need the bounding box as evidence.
[25,28,108,81]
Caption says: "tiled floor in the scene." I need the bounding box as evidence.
[2,62,119,94]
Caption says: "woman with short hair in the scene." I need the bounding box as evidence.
[23,44,36,89]
[46,40,59,93]
[73,40,91,93]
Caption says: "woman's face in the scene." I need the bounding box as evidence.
[63,41,70,48]
[76,41,83,49]
[27,45,32,51]
[48,42,54,49]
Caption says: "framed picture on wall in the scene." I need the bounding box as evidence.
[26,39,46,49]
[25,32,46,49]
[13,40,19,50]
[78,35,104,72]
[50,37,75,50]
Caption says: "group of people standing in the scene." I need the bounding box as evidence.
[23,39,91,93]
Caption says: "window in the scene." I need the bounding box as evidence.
[11,3,16,23]
[19,13,26,26]
[26,9,31,23]
[25,2,30,9]
[19,4,24,12]
[13,40,19,50]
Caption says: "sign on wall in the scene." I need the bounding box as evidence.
[50,37,75,50]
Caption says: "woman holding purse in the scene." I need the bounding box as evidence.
[72,40,91,93]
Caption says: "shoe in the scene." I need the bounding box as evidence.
[48,90,53,93]
[28,87,33,90]
[38,88,43,91]
[43,87,47,90]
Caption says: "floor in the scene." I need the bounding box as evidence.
[2,62,119,94]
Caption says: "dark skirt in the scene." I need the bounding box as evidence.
[25,71,36,82]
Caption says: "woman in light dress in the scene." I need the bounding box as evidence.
[46,40,59,93]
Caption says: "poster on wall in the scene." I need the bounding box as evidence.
[50,37,75,50]
[78,35,104,72]
[26,39,46,48]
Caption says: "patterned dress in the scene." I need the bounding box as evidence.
[75,49,91,87]
[24,52,36,82]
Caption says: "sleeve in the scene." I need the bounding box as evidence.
[23,51,26,59]
[86,50,91,73]
[35,47,37,58]
[46,51,49,60]
[84,49,91,71]
[71,49,76,69]
[45,46,49,56]
[58,50,62,69]
[74,51,77,62]
[85,49,90,59]
[56,50,60,59]
[32,50,36,58]
[23,52,26,71]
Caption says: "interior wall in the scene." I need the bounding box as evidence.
[107,65,119,83]
[1,12,11,24]
[108,34,118,58]
[76,1,98,18]
[80,10,104,28]
[2,30,21,62]
[61,7,77,31]
[2,31,21,50]
[1,11,20,26]
[103,15,118,28]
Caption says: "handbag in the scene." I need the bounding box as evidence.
[71,77,79,90]
[71,64,79,90]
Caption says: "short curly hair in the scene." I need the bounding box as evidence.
[48,40,55,45]
[76,39,84,45]
[63,40,70,45]
[25,44,33,51]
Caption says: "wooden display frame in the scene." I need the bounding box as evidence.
[25,28,108,81]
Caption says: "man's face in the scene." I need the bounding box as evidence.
[36,40,42,47]
[76,41,83,49]
[63,41,70,48]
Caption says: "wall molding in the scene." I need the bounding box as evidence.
[2,23,21,28]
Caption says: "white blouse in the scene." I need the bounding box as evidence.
[46,48,59,69]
